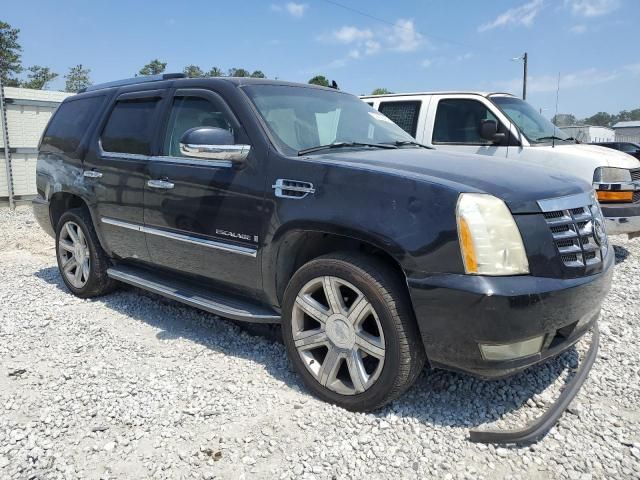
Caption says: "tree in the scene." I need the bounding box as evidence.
[308,75,329,87]
[0,21,22,86]
[583,112,612,127]
[228,68,250,77]
[250,70,266,78]
[64,64,91,92]
[21,65,58,90]
[207,67,223,77]
[183,65,204,78]
[371,88,392,95]
[551,114,577,127]
[139,59,166,76]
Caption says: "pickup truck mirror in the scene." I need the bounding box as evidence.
[179,127,251,164]
[479,119,505,144]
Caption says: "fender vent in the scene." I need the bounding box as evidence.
[272,179,315,199]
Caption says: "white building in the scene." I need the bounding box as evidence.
[612,121,640,142]
[0,87,72,206]
[560,125,615,143]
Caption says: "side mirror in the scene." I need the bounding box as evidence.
[179,127,250,163]
[479,119,505,144]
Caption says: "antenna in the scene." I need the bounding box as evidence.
[552,72,561,148]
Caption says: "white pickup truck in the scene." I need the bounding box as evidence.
[361,91,640,236]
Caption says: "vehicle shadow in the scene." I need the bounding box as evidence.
[614,245,630,265]
[35,266,580,431]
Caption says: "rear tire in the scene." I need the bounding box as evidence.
[55,208,117,298]
[282,252,426,411]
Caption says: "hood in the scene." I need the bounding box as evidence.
[312,148,592,214]
[537,144,640,169]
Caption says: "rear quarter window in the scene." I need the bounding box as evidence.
[41,96,104,153]
[378,101,421,137]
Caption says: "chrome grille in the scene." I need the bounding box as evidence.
[631,168,640,181]
[542,203,607,268]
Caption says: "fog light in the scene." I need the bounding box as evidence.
[479,336,545,361]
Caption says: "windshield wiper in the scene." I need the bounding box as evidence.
[387,140,434,150]
[535,136,576,143]
[298,141,397,156]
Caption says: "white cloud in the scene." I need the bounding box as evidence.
[320,18,423,56]
[420,53,472,69]
[570,24,587,34]
[330,26,374,44]
[565,0,619,17]
[496,63,640,94]
[421,59,433,69]
[387,19,424,52]
[271,2,308,18]
[478,0,544,32]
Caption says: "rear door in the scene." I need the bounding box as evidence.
[83,90,167,261]
[143,88,266,297]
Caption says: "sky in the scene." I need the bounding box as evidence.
[4,0,639,119]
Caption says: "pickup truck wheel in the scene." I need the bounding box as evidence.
[55,209,117,298]
[282,253,425,411]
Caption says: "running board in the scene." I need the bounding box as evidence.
[107,265,280,324]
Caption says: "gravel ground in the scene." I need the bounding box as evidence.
[1,206,639,480]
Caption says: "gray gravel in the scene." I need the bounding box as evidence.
[1,206,639,479]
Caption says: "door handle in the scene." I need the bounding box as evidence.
[83,170,103,179]
[147,179,175,190]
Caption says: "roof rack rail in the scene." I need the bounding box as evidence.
[78,73,186,94]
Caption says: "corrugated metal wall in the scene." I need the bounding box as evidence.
[0,86,72,203]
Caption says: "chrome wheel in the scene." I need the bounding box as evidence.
[58,221,90,289]
[291,276,386,395]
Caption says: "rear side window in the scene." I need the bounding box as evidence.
[378,101,421,137]
[101,98,160,155]
[41,96,103,153]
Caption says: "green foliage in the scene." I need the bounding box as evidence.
[139,59,166,76]
[21,65,58,90]
[250,70,266,78]
[0,21,22,85]
[228,68,250,77]
[371,88,392,95]
[183,65,204,78]
[551,114,576,127]
[308,75,329,87]
[207,67,223,77]
[556,108,640,127]
[64,64,91,92]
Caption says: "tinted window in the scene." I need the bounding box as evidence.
[41,96,103,153]
[433,99,497,144]
[101,98,160,155]
[163,96,233,157]
[378,101,421,137]
[619,143,639,153]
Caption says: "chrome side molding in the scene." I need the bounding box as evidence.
[100,217,257,257]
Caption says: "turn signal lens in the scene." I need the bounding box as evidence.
[456,193,529,276]
[596,191,633,203]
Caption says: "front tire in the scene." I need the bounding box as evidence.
[55,208,117,298]
[282,253,426,411]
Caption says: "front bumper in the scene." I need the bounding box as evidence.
[601,201,640,235]
[407,250,613,378]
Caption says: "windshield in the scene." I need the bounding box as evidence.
[243,85,414,155]
[491,96,570,144]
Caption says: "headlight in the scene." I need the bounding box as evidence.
[593,167,631,183]
[456,193,529,275]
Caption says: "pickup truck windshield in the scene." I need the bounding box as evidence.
[491,96,571,144]
[243,85,414,155]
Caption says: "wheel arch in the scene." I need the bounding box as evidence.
[265,223,411,308]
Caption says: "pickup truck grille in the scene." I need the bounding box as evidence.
[543,204,607,268]
[631,168,640,181]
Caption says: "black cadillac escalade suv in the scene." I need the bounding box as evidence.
[33,74,612,443]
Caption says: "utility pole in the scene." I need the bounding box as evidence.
[522,52,528,101]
